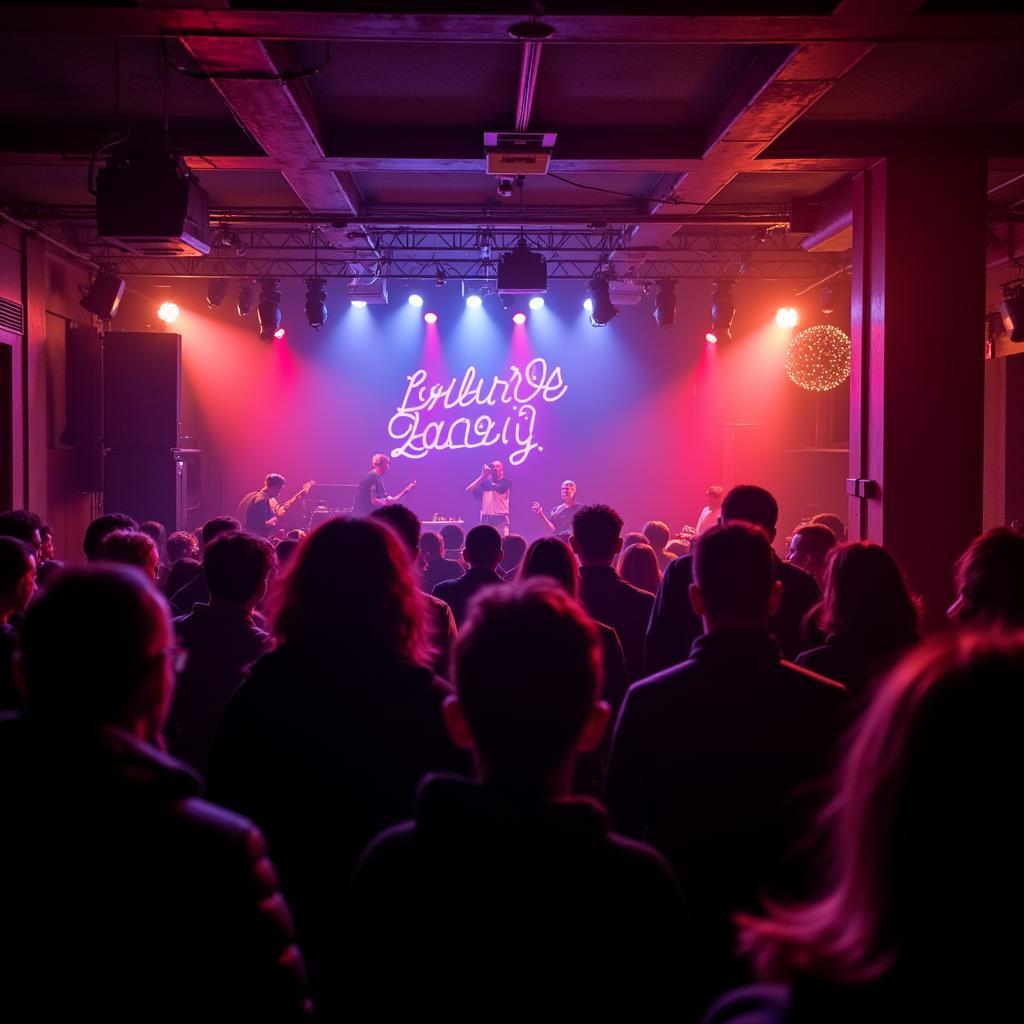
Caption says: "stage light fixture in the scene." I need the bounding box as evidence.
[583,298,593,313]
[653,281,677,328]
[304,277,328,330]
[257,279,282,341]
[705,332,719,344]
[157,301,180,324]
[408,293,424,307]
[236,283,255,317]
[1001,283,1024,343]
[529,296,544,310]
[512,312,527,325]
[424,311,438,324]
[80,272,126,320]
[435,266,447,288]
[586,275,619,327]
[273,327,286,340]
[710,281,735,343]
[819,286,836,315]
[776,306,799,329]
[350,299,368,309]
[466,294,483,310]
[206,278,230,308]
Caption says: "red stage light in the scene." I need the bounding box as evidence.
[424,311,438,324]
[512,312,527,325]
[273,327,286,340]
[705,331,718,344]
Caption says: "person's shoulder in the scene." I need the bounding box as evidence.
[621,661,697,710]
[603,828,680,886]
[777,558,820,594]
[351,819,419,883]
[661,552,694,585]
[779,658,847,698]
[702,984,793,1024]
[617,574,656,605]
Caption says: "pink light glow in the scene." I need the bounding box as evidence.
[423,311,438,324]
[512,312,527,325]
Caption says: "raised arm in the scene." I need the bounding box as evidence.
[466,463,491,495]
[531,501,555,533]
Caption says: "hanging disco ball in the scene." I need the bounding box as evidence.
[785,324,851,392]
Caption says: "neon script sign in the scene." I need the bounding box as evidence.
[388,358,568,466]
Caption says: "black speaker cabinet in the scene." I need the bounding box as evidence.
[103,451,186,532]
[63,323,103,490]
[103,331,181,450]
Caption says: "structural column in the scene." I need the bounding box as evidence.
[849,153,988,628]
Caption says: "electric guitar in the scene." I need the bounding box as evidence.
[393,480,417,502]
[271,479,316,525]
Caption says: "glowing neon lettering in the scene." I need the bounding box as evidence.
[388,358,568,465]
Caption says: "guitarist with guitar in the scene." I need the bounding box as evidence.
[352,453,416,517]
[238,473,316,538]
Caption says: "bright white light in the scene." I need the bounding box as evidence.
[350,299,368,308]
[424,312,438,324]
[466,294,483,309]
[706,332,718,344]
[157,301,180,324]
[776,306,799,329]
[408,294,424,308]
[529,296,545,310]
[583,298,593,313]
[273,327,286,340]
[512,312,527,325]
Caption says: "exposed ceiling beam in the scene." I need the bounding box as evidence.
[514,42,543,134]
[5,7,1024,44]
[761,124,1024,160]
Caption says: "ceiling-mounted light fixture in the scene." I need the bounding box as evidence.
[236,282,255,317]
[709,280,735,343]
[157,301,180,324]
[435,265,447,288]
[653,281,677,328]
[206,278,229,308]
[257,279,282,341]
[776,306,799,329]
[586,274,619,327]
[304,277,328,330]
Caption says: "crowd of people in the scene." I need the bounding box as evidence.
[0,489,1020,1021]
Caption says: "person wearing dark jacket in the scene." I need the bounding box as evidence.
[431,523,505,626]
[348,579,691,1019]
[571,504,655,681]
[207,517,467,1018]
[606,524,846,1004]
[0,566,311,1022]
[167,531,275,773]
[645,485,820,672]
[169,515,240,617]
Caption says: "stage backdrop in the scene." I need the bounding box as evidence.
[114,276,848,545]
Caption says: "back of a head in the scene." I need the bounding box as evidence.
[203,532,274,605]
[275,537,301,568]
[21,565,168,725]
[272,516,428,664]
[201,516,240,549]
[83,513,137,561]
[793,523,838,562]
[621,531,647,552]
[166,531,198,563]
[439,523,465,554]
[693,523,775,622]
[0,536,34,604]
[371,503,421,560]
[96,530,159,576]
[642,520,671,552]
[455,578,601,779]
[954,527,1024,627]
[810,512,847,542]
[464,524,502,569]
[571,504,624,563]
[721,484,779,534]
[618,542,661,595]
[419,532,443,561]
[165,557,201,597]
[519,536,579,597]
[139,521,167,549]
[500,533,528,572]
[0,509,44,545]
[266,472,286,489]
[823,541,918,643]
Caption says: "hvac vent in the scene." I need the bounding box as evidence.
[0,296,25,334]
[484,131,556,175]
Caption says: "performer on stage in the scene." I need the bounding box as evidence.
[531,479,578,535]
[466,460,512,537]
[353,454,416,517]
[237,474,314,537]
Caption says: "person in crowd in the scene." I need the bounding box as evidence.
[518,536,629,791]
[530,479,578,535]
[607,524,846,1001]
[785,522,837,586]
[418,531,463,593]
[643,519,674,572]
[167,532,275,774]
[82,512,137,561]
[947,526,1024,627]
[140,520,170,587]
[809,511,847,542]
[666,538,690,558]
[572,505,655,682]
[796,542,919,700]
[275,537,301,568]
[169,516,240,616]
[466,460,512,536]
[34,521,61,588]
[164,557,202,600]
[646,485,820,672]
[696,485,724,536]
[622,531,648,552]
[432,524,505,627]
[348,579,690,1018]
[285,528,306,540]
[0,537,36,711]
[166,530,199,564]
[706,631,1022,1024]
[0,566,311,1021]
[498,532,528,580]
[207,517,465,1016]
[372,504,458,679]
[0,508,45,561]
[439,523,467,567]
[618,541,662,596]
[96,529,161,583]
